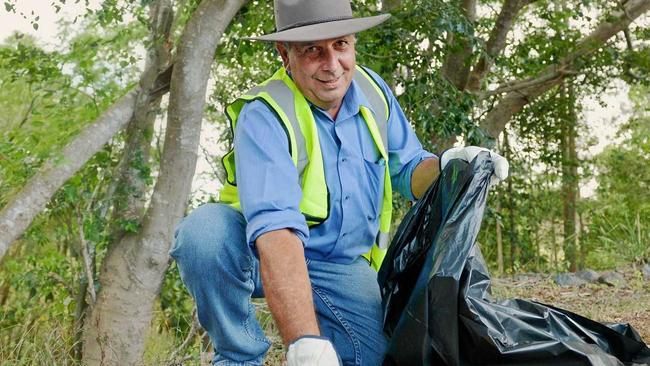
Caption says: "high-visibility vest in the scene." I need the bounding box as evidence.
[219,65,392,271]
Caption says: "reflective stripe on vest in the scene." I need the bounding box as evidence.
[220,66,392,271]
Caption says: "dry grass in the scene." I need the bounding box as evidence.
[261,266,650,365]
[4,269,646,365]
[491,267,650,342]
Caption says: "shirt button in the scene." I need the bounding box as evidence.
[367,216,374,221]
[341,158,347,162]
[341,233,347,237]
[344,195,350,200]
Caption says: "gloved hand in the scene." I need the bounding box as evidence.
[440,146,509,185]
[286,336,341,366]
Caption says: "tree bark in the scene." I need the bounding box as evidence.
[466,0,529,92]
[578,211,586,270]
[503,130,517,273]
[551,215,558,272]
[561,83,579,272]
[440,0,477,90]
[534,224,540,272]
[496,200,504,275]
[74,1,173,362]
[636,211,642,248]
[81,0,247,364]
[104,0,173,244]
[478,0,650,143]
[0,89,139,261]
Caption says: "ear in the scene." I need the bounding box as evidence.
[276,42,290,70]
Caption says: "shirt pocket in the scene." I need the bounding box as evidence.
[362,156,385,220]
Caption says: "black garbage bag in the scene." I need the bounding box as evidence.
[378,153,650,366]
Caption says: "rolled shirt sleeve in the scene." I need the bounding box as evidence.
[233,100,310,249]
[364,68,436,201]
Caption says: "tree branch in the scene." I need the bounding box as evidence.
[478,0,650,144]
[466,0,534,92]
[623,27,634,50]
[104,0,174,246]
[0,0,180,261]
[440,0,477,90]
[0,88,140,261]
[18,94,38,128]
[75,206,97,304]
[480,65,580,97]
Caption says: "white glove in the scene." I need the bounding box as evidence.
[286,336,341,366]
[440,146,509,185]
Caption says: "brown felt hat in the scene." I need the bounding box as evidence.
[245,0,390,42]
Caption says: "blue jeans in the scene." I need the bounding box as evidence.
[170,203,388,366]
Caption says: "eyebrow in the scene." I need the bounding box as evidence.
[296,37,352,49]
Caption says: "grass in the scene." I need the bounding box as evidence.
[1,266,647,365]
[0,317,81,365]
[204,266,650,365]
[491,266,650,342]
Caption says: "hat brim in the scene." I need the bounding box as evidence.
[244,14,390,42]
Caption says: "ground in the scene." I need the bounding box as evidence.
[491,266,650,343]
[258,266,650,365]
[171,266,649,365]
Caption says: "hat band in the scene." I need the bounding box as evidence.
[277,15,354,32]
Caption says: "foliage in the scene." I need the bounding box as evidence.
[582,85,650,267]
[1,0,649,363]
[0,13,148,364]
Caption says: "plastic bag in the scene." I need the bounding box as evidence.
[378,153,650,366]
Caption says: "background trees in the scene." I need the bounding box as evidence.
[0,0,649,364]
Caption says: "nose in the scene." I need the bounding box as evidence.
[321,47,339,72]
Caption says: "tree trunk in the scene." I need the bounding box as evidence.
[73,275,90,361]
[551,216,558,271]
[534,224,540,272]
[578,211,586,270]
[77,0,173,362]
[636,211,642,248]
[0,89,139,261]
[81,0,247,364]
[496,201,504,275]
[440,0,476,91]
[105,0,173,244]
[466,0,528,92]
[504,130,517,273]
[561,83,579,272]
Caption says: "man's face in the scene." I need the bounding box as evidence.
[277,35,356,117]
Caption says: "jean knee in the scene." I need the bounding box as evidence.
[170,203,247,265]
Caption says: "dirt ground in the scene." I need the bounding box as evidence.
[491,266,650,343]
[259,266,650,365]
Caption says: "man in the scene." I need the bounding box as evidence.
[170,1,508,365]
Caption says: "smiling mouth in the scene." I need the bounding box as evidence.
[316,75,342,87]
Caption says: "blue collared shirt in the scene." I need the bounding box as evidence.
[233,68,435,263]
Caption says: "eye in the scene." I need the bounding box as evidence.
[335,40,349,49]
[304,46,319,54]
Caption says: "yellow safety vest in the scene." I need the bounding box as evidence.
[220,65,392,270]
